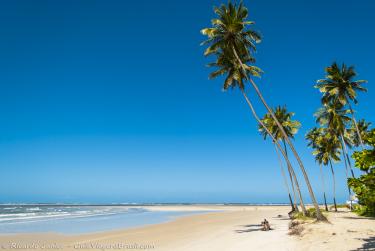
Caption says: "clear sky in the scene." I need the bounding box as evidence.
[0,0,374,204]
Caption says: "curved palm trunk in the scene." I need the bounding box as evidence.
[329,160,337,212]
[233,46,323,220]
[274,144,295,211]
[282,150,305,214]
[282,139,299,212]
[247,77,323,219]
[241,89,307,216]
[340,134,355,178]
[348,102,364,148]
[319,164,328,211]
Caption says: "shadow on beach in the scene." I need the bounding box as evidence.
[351,236,375,250]
[342,216,375,221]
[235,224,263,233]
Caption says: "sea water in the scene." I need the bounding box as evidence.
[0,205,205,234]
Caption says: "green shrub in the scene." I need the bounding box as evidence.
[330,204,349,209]
[291,208,326,220]
[291,211,313,221]
[348,129,375,217]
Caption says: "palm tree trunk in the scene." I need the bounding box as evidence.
[343,157,353,210]
[348,102,364,148]
[232,46,323,220]
[247,75,324,219]
[339,135,354,210]
[346,152,355,178]
[274,144,295,211]
[282,139,299,212]
[329,160,337,212]
[240,89,307,216]
[323,193,328,212]
[319,164,328,211]
[340,134,355,178]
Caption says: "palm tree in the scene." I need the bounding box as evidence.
[306,127,328,211]
[201,1,324,220]
[259,106,303,212]
[313,133,342,212]
[315,62,367,147]
[315,101,355,178]
[260,106,301,141]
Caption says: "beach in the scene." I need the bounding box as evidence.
[1,1,374,251]
[0,205,373,251]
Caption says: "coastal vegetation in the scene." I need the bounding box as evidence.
[349,129,375,216]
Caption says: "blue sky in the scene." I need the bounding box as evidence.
[0,0,374,204]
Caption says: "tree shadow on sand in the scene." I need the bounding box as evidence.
[235,216,287,233]
[235,224,263,233]
[342,216,375,221]
[351,236,375,250]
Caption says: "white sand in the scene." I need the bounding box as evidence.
[0,205,373,251]
[293,210,375,251]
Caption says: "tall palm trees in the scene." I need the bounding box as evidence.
[201,1,324,220]
[310,62,369,211]
[315,102,355,179]
[315,62,367,147]
[259,106,304,213]
[311,131,342,212]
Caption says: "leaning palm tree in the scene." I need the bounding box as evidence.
[206,49,307,216]
[306,127,329,211]
[313,133,342,212]
[315,62,367,147]
[201,1,324,220]
[259,106,302,212]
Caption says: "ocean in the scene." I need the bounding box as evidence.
[0,205,206,234]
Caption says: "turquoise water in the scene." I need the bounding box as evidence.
[0,205,207,234]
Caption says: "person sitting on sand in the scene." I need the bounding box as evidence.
[261,219,271,231]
